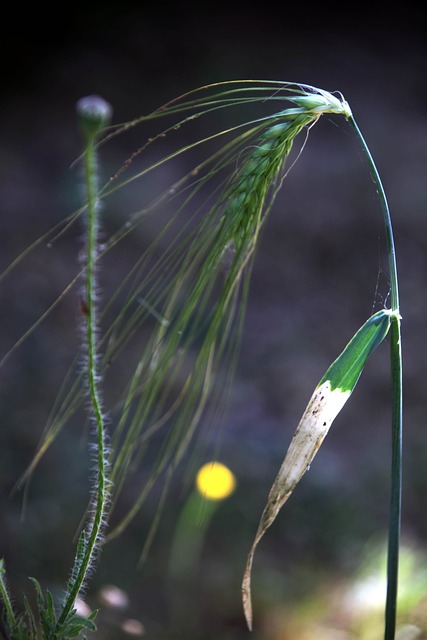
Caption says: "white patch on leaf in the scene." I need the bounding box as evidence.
[242,380,351,630]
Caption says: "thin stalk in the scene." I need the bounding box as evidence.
[57,97,112,627]
[385,313,403,639]
[348,117,399,312]
[0,561,15,636]
[349,115,402,639]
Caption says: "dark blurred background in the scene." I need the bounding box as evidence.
[1,4,427,639]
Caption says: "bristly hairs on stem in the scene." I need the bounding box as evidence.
[56,95,113,629]
[0,560,15,640]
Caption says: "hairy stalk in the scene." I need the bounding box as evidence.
[57,97,112,628]
[349,116,402,639]
[0,561,15,638]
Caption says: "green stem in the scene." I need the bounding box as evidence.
[349,115,402,639]
[57,99,111,627]
[385,314,403,640]
[0,561,16,633]
[348,117,399,312]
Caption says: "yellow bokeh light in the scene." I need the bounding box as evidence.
[196,462,236,501]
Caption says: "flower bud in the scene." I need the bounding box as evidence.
[76,95,113,139]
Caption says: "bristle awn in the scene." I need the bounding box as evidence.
[348,116,402,640]
[0,207,84,288]
[56,96,113,628]
[101,88,353,538]
[15,84,350,496]
[242,309,393,630]
[12,99,274,482]
[15,84,352,545]
[97,81,351,199]
[0,273,81,369]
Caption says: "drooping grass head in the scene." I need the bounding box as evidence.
[11,82,353,538]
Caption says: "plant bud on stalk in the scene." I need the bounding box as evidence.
[76,95,113,140]
[242,308,393,630]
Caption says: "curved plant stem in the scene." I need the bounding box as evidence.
[348,117,399,312]
[57,99,111,628]
[349,115,402,640]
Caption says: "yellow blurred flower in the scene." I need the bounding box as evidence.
[196,462,236,500]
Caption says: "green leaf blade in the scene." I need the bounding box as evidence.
[319,309,392,393]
